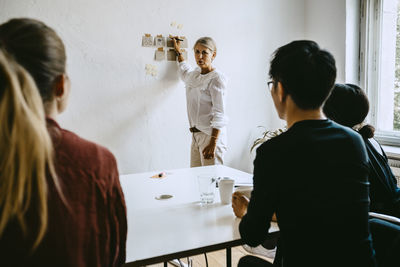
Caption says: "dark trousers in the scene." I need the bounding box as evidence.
[369,218,400,267]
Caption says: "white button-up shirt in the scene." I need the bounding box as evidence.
[178,62,228,143]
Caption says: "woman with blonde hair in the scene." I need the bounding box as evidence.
[173,37,228,167]
[0,18,126,266]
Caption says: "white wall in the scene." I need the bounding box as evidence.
[0,0,305,174]
[305,0,347,82]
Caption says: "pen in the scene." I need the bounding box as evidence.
[173,37,184,41]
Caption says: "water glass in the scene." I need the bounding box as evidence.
[197,175,217,204]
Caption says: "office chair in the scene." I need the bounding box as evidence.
[369,216,400,267]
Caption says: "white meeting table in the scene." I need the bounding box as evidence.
[121,165,279,267]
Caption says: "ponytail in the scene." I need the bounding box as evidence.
[358,124,375,139]
[0,49,57,249]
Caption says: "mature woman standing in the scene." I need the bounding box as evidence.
[173,37,228,167]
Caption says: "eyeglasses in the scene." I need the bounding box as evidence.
[267,80,275,92]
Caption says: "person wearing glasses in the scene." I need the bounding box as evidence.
[232,40,376,266]
[323,84,400,218]
[173,37,228,167]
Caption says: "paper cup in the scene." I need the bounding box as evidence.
[219,178,235,204]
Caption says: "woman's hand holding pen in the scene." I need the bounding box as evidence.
[172,36,181,53]
[172,36,184,62]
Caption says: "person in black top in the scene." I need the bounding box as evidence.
[323,83,400,218]
[232,41,377,267]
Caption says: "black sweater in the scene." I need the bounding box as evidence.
[239,119,376,267]
[366,138,400,218]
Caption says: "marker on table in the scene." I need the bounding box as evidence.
[150,172,167,179]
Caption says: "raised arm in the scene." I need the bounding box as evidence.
[173,37,185,63]
[173,37,192,83]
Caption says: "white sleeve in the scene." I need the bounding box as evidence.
[209,76,229,129]
[178,62,193,83]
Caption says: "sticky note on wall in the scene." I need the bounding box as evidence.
[179,37,188,48]
[166,37,174,48]
[145,64,158,76]
[155,47,165,61]
[154,35,165,47]
[142,34,153,47]
[167,49,177,61]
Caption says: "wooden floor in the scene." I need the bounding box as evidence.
[147,245,273,267]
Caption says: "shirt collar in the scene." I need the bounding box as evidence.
[46,116,62,130]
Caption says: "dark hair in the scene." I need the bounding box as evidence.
[269,40,337,109]
[0,18,66,102]
[323,83,375,138]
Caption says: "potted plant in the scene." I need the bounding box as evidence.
[250,126,286,152]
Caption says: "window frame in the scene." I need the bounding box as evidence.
[359,0,400,146]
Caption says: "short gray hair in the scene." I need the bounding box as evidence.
[193,37,217,54]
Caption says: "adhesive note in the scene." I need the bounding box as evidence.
[142,34,153,47]
[179,36,188,48]
[154,35,165,47]
[166,36,174,47]
[155,48,166,61]
[145,64,157,76]
[167,49,177,61]
[177,24,183,30]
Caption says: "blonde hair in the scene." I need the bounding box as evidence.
[194,37,217,55]
[0,49,58,249]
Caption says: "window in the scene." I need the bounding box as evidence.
[360,0,400,145]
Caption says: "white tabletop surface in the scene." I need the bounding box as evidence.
[120,165,278,265]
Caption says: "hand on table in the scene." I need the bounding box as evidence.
[231,191,249,218]
[202,140,216,160]
[231,192,278,221]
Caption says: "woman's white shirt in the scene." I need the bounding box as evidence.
[178,61,228,143]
